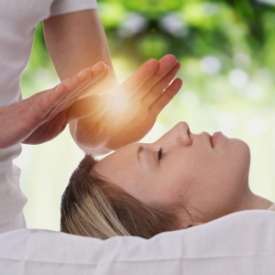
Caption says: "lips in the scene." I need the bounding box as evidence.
[203,132,213,148]
[211,132,221,148]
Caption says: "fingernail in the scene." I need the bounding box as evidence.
[92,62,106,74]
[55,84,64,94]
[76,68,93,85]
[77,68,87,78]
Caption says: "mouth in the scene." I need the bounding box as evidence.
[210,135,213,148]
[203,132,213,148]
[211,132,222,148]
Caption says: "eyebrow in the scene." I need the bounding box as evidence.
[137,146,144,167]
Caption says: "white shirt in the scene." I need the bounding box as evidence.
[0,0,97,234]
[1,1,275,274]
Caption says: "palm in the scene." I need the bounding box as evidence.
[0,64,107,148]
[73,55,183,154]
[110,109,156,149]
[22,111,68,144]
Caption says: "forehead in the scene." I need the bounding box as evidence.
[96,143,139,170]
[94,143,146,193]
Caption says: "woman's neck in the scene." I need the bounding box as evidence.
[235,190,274,211]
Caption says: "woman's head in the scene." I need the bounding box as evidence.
[94,121,251,227]
[61,121,251,239]
[60,154,181,239]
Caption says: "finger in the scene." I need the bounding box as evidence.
[50,68,110,119]
[53,65,109,114]
[48,62,107,107]
[26,84,67,120]
[77,66,110,98]
[34,63,108,120]
[58,62,108,101]
[66,95,104,121]
[142,62,181,106]
[116,59,159,98]
[136,54,178,99]
[150,78,183,117]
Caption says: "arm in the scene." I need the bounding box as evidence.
[0,65,107,148]
[44,10,117,154]
[44,10,182,155]
[44,10,117,86]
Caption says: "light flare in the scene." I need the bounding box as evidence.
[102,92,140,122]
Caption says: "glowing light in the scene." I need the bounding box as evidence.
[102,92,140,123]
[108,93,129,114]
[200,56,221,74]
[229,69,249,87]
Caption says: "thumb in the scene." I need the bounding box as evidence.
[67,95,104,121]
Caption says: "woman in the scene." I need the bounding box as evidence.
[61,122,275,240]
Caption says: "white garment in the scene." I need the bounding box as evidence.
[0,0,97,232]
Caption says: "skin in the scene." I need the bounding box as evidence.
[0,63,107,148]
[44,10,182,155]
[95,121,274,228]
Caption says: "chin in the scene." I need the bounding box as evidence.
[231,138,251,174]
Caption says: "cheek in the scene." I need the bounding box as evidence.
[158,162,198,204]
[144,165,195,207]
[193,139,250,186]
[219,139,250,182]
[176,141,250,200]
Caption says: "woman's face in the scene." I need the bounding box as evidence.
[94,122,251,227]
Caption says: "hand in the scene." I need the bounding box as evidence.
[71,55,183,155]
[0,62,108,148]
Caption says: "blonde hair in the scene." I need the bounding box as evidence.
[60,154,181,239]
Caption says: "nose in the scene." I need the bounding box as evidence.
[157,121,192,147]
[173,122,192,146]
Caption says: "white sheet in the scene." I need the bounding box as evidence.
[1,210,275,275]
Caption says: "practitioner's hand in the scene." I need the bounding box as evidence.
[72,55,183,155]
[0,62,108,148]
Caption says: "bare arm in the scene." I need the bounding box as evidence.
[44,10,118,153]
[44,10,116,85]
[44,10,182,155]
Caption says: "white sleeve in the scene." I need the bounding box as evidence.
[0,210,275,275]
[50,0,97,16]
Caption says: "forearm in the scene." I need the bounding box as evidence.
[44,10,117,155]
[44,10,117,89]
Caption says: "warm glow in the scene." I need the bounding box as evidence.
[102,91,140,122]
[108,93,129,115]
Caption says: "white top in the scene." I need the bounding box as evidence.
[1,1,275,274]
[0,0,97,233]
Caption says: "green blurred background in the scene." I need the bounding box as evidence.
[15,0,275,231]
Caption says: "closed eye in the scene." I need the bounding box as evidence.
[158,148,163,161]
